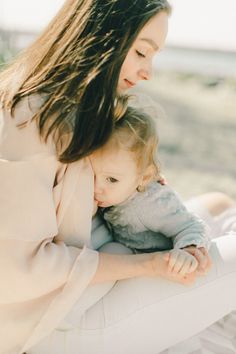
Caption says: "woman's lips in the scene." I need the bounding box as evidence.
[124,79,136,88]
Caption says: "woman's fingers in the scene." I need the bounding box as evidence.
[188,256,198,273]
[180,256,198,276]
[153,251,197,286]
[167,249,182,273]
[167,249,197,276]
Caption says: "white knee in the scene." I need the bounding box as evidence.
[197,192,236,216]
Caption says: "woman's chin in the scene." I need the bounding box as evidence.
[117,82,129,94]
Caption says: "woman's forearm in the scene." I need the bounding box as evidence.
[91,251,197,285]
[91,252,154,284]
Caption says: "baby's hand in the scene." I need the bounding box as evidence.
[183,246,212,275]
[164,249,198,277]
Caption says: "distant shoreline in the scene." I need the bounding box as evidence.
[154,46,236,78]
[166,45,236,56]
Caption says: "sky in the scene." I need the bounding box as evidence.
[0,0,236,52]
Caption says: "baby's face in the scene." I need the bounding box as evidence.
[90,147,142,208]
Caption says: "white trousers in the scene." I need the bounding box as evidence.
[29,205,236,354]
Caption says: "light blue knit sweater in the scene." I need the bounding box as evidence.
[102,182,210,252]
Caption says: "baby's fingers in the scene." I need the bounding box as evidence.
[177,255,197,276]
[188,256,198,273]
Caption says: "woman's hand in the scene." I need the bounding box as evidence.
[150,251,197,286]
[182,246,212,275]
[164,249,198,276]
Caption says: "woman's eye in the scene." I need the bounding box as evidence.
[136,50,146,58]
[107,177,118,183]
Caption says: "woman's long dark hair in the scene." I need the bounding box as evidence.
[0,0,171,162]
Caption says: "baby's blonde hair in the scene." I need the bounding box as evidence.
[107,106,161,182]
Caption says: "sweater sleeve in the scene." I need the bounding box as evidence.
[136,184,211,250]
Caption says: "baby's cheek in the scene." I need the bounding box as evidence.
[92,201,98,216]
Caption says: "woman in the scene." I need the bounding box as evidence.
[0,0,236,353]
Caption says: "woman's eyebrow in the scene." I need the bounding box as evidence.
[139,38,159,51]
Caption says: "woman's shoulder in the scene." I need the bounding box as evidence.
[0,93,45,126]
[13,93,45,125]
[0,94,55,161]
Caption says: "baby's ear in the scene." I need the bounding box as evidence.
[140,165,156,187]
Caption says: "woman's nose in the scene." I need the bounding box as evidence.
[139,63,153,81]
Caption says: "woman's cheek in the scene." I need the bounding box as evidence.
[121,53,137,77]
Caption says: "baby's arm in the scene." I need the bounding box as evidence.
[137,184,211,251]
[136,184,211,275]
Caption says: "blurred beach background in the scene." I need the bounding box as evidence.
[0,0,236,201]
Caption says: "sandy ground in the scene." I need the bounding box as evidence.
[133,71,236,201]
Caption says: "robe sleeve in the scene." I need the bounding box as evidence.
[0,102,99,353]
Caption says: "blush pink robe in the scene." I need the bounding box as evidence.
[0,95,98,354]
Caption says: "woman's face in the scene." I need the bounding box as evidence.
[118,11,168,92]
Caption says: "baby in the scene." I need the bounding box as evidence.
[90,106,211,277]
